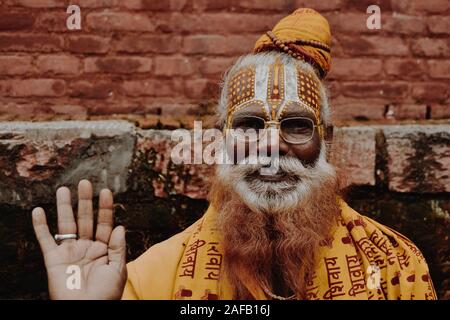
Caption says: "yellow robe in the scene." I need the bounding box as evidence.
[122,199,437,300]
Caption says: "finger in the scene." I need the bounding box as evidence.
[96,188,113,244]
[77,180,93,239]
[32,207,57,254]
[108,226,126,271]
[56,186,77,235]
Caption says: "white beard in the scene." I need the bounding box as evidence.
[216,142,336,214]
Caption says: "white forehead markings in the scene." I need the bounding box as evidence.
[285,64,301,103]
[255,64,271,118]
[276,64,301,120]
[230,63,318,120]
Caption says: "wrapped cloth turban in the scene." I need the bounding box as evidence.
[254,8,332,79]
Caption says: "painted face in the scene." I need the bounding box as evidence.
[217,59,336,214]
[226,59,323,134]
[225,59,324,166]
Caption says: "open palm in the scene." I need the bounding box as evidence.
[32,180,127,300]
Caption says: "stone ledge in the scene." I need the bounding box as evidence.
[383,125,450,193]
[0,121,136,207]
[0,121,449,207]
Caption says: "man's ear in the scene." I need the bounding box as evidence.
[324,124,334,142]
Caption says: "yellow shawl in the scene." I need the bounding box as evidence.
[122,200,436,300]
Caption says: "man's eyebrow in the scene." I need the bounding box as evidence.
[233,110,265,117]
[281,109,316,119]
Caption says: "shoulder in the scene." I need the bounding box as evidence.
[339,199,427,262]
[340,200,425,258]
[338,200,436,299]
[123,219,201,300]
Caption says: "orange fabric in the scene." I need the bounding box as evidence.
[122,200,436,300]
[254,8,332,78]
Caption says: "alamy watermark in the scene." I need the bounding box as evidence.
[66,5,81,30]
[66,265,81,290]
[170,121,280,175]
[366,5,381,30]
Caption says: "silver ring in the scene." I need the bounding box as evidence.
[54,234,77,242]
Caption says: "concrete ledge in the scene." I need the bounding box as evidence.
[0,121,449,207]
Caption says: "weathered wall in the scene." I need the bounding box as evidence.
[0,0,449,124]
[0,120,448,299]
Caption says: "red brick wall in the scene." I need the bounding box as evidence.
[0,0,449,123]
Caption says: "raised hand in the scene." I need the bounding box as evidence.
[32,180,127,300]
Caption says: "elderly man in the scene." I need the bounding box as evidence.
[31,9,436,300]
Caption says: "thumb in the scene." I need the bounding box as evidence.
[108,225,126,272]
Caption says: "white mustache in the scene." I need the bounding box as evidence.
[234,156,308,180]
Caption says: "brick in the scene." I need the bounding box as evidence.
[341,82,409,100]
[87,102,143,115]
[428,16,450,35]
[324,80,340,99]
[325,12,371,34]
[86,11,155,32]
[384,125,450,193]
[383,14,427,35]
[121,80,176,97]
[12,0,65,7]
[36,55,80,75]
[199,57,234,76]
[236,0,294,11]
[384,58,426,79]
[70,80,115,99]
[65,35,110,54]
[49,104,88,116]
[411,38,450,58]
[431,105,450,119]
[174,13,285,34]
[171,0,189,11]
[331,97,387,121]
[74,0,120,8]
[84,57,152,74]
[184,79,217,99]
[0,56,33,75]
[150,12,178,33]
[154,57,195,76]
[0,103,45,117]
[394,104,427,120]
[338,35,409,56]
[328,58,383,80]
[427,60,450,80]
[37,12,69,32]
[294,0,343,11]
[0,79,66,97]
[391,0,450,14]
[412,83,449,103]
[0,34,61,52]
[192,0,231,11]
[183,35,257,55]
[330,126,376,186]
[116,35,181,54]
[141,103,201,116]
[0,12,35,30]
[122,0,187,10]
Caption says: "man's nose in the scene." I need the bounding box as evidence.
[257,128,289,157]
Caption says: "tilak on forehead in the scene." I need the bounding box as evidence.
[226,59,323,125]
[225,7,332,139]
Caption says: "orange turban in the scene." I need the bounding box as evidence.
[254,8,332,79]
